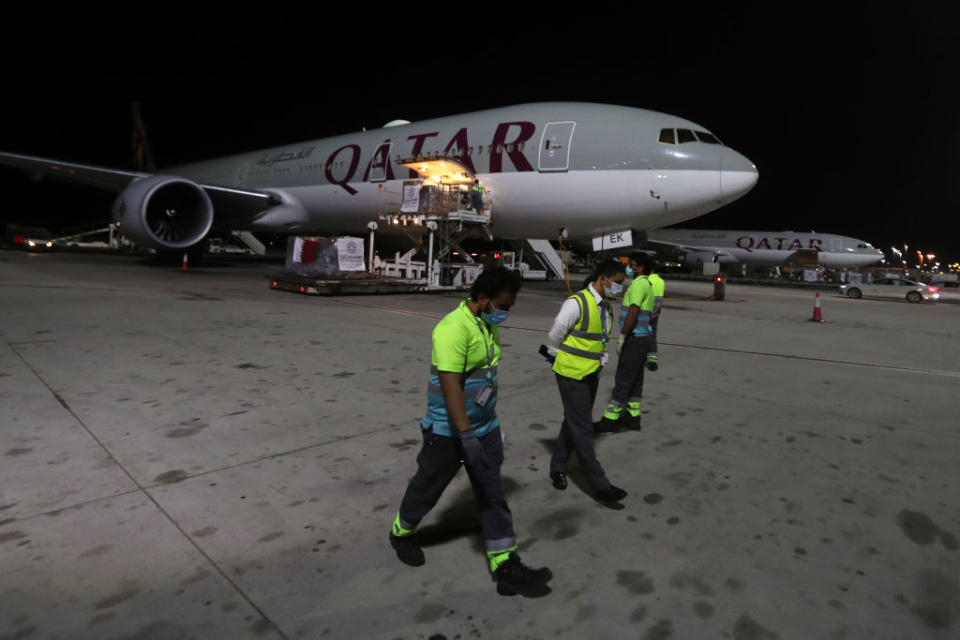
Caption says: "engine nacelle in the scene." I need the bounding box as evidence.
[112,175,214,250]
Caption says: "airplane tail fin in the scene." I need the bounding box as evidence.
[131,102,156,172]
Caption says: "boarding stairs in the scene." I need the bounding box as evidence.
[233,231,265,256]
[523,239,565,280]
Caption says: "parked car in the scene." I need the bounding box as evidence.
[840,277,940,303]
[929,279,960,303]
[24,237,56,249]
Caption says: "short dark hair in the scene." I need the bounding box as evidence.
[470,267,522,301]
[629,252,653,272]
[594,259,626,279]
[582,260,625,289]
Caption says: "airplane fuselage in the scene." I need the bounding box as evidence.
[166,103,758,241]
[650,229,884,268]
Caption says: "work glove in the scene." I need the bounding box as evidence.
[458,429,487,470]
[616,334,626,355]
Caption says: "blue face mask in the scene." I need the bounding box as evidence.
[481,305,509,325]
[625,266,635,278]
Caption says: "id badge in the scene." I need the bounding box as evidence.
[601,352,610,367]
[474,383,494,407]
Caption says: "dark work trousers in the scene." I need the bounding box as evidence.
[611,335,653,405]
[471,193,484,212]
[551,371,611,492]
[398,427,516,552]
[648,315,660,359]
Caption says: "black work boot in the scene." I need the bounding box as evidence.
[621,414,642,431]
[493,553,553,595]
[595,485,628,503]
[593,415,621,434]
[389,532,425,567]
[550,471,567,490]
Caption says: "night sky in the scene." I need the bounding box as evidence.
[2,5,958,262]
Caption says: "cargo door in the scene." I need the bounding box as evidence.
[538,121,576,172]
[370,142,392,183]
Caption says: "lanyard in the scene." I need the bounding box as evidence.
[598,299,610,343]
[589,286,611,344]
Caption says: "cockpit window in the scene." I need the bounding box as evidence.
[658,128,676,144]
[676,128,696,143]
[695,131,722,144]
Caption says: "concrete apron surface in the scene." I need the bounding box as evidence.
[1,250,958,640]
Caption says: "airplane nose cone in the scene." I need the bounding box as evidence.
[720,149,759,203]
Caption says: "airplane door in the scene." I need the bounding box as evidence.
[370,142,392,183]
[538,121,576,172]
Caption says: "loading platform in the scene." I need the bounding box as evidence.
[267,273,428,295]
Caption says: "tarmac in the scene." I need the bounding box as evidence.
[1,249,958,640]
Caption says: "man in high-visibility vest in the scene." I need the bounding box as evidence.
[642,267,665,371]
[470,178,485,213]
[596,252,655,432]
[389,267,552,595]
[545,260,629,503]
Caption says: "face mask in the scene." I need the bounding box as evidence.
[481,304,509,325]
[605,282,624,297]
[625,266,635,278]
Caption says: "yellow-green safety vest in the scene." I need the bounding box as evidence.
[648,273,665,317]
[553,289,609,380]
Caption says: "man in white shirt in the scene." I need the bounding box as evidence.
[544,260,629,503]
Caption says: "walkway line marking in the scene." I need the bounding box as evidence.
[326,298,960,379]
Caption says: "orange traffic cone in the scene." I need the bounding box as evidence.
[810,291,823,322]
[182,251,189,271]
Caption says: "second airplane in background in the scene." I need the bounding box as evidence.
[648,229,884,268]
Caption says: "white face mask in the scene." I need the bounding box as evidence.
[604,281,624,297]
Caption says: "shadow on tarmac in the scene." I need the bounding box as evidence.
[537,437,626,510]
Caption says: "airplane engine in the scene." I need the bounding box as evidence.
[112,175,214,250]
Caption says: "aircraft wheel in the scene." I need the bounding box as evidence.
[906,291,922,303]
[847,288,862,299]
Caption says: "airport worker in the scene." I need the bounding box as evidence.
[596,252,655,432]
[640,264,665,371]
[471,178,485,213]
[546,259,629,503]
[389,267,553,595]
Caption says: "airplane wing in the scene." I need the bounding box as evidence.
[645,237,737,259]
[0,151,276,226]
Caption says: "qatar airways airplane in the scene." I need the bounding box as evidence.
[648,228,884,268]
[0,102,758,252]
